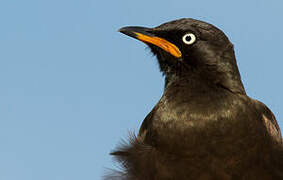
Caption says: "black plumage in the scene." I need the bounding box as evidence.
[107,18,283,180]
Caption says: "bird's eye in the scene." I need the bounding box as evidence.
[182,33,196,45]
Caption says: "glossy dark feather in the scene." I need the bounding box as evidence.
[106,18,283,180]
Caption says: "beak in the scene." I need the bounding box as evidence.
[119,26,182,58]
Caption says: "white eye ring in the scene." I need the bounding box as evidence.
[182,33,196,45]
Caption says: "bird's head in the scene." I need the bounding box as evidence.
[119,18,245,94]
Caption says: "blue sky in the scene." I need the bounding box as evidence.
[0,0,282,180]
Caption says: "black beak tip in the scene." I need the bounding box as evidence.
[118,26,154,38]
[118,27,126,33]
[118,26,139,38]
[118,27,130,35]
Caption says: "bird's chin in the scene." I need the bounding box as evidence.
[147,44,160,56]
[148,45,178,61]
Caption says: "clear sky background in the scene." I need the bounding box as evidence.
[0,0,282,180]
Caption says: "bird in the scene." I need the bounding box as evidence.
[106,18,283,180]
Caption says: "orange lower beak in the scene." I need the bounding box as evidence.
[119,26,182,58]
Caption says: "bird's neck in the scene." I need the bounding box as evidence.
[164,74,216,95]
[164,70,245,96]
[164,56,246,95]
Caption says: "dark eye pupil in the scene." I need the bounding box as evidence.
[185,35,192,42]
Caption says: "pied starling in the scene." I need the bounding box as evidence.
[109,18,283,180]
